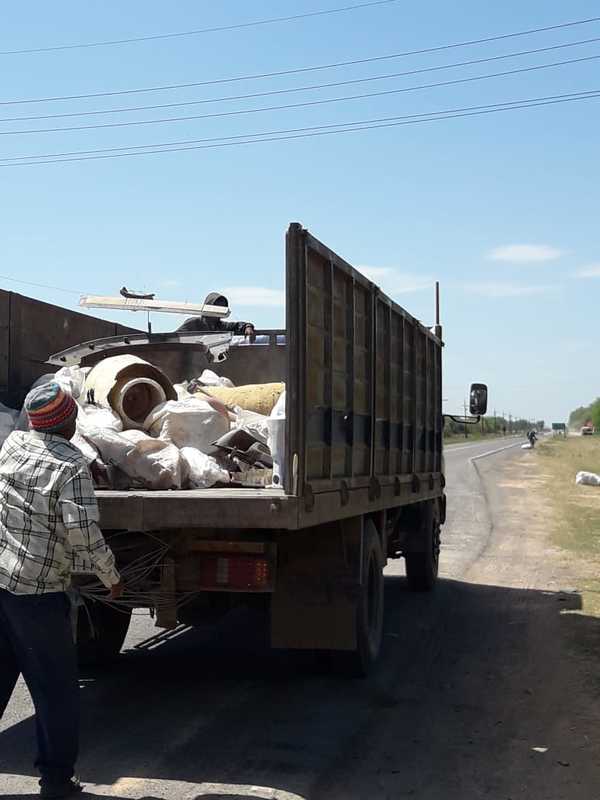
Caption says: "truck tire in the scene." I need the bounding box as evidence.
[76,599,131,667]
[404,500,440,592]
[333,520,385,678]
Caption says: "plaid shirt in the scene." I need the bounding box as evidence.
[0,430,120,595]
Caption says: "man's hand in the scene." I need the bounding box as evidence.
[109,580,125,600]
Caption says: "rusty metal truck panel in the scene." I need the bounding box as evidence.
[286,223,443,525]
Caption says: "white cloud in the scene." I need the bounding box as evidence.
[359,266,434,294]
[487,244,563,264]
[575,263,600,278]
[466,281,558,298]
[221,286,285,307]
[160,279,181,288]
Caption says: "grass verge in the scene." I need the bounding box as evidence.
[538,436,600,615]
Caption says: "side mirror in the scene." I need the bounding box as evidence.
[469,383,488,416]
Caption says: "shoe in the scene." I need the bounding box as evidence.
[40,776,84,799]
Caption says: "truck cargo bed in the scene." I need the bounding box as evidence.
[96,470,443,532]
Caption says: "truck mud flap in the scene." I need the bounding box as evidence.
[271,517,362,651]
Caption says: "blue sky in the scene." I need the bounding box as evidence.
[1,1,599,424]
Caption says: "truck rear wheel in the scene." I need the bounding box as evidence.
[76,599,132,667]
[333,520,385,678]
[405,501,440,592]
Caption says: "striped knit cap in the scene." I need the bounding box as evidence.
[26,382,77,433]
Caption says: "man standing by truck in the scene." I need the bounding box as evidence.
[0,383,123,799]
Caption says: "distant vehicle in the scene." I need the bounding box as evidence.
[581,425,594,436]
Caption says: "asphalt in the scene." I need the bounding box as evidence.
[3,435,599,800]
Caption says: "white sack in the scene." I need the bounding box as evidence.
[174,382,192,400]
[267,390,286,487]
[144,397,229,452]
[180,447,230,489]
[232,408,269,442]
[199,369,235,388]
[81,427,182,489]
[55,366,87,400]
[71,431,101,466]
[77,403,123,434]
[575,471,600,487]
[270,391,286,419]
[0,403,18,449]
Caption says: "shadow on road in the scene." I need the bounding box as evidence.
[2,576,599,799]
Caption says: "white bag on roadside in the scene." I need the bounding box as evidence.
[144,398,229,452]
[180,447,230,488]
[575,471,600,487]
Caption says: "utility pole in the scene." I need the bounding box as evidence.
[463,398,468,438]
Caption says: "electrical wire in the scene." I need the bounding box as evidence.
[1,15,600,105]
[0,273,83,294]
[1,88,595,164]
[1,53,598,137]
[2,36,598,124]
[0,1,401,56]
[2,88,597,167]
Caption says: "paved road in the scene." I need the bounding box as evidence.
[4,435,597,799]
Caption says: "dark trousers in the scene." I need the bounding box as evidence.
[0,588,79,785]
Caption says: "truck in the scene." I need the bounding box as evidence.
[50,224,487,676]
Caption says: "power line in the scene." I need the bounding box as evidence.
[2,88,596,162]
[2,53,598,136]
[2,89,597,167]
[2,36,598,124]
[0,1,400,56]
[0,273,83,295]
[1,15,599,105]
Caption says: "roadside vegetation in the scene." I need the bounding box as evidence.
[537,435,600,616]
[569,399,600,431]
[443,415,540,441]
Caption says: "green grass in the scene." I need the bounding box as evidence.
[537,437,600,617]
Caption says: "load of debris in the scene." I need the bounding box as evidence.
[0,357,286,492]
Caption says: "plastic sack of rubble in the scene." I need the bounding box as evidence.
[71,430,101,466]
[198,369,235,389]
[232,408,269,442]
[0,402,19,449]
[180,447,230,489]
[77,403,123,435]
[266,391,286,487]
[81,427,182,489]
[55,366,87,400]
[144,397,230,452]
[575,471,600,487]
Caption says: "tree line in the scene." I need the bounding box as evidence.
[569,400,600,431]
[443,416,544,438]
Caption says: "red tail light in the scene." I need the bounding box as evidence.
[198,555,272,591]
